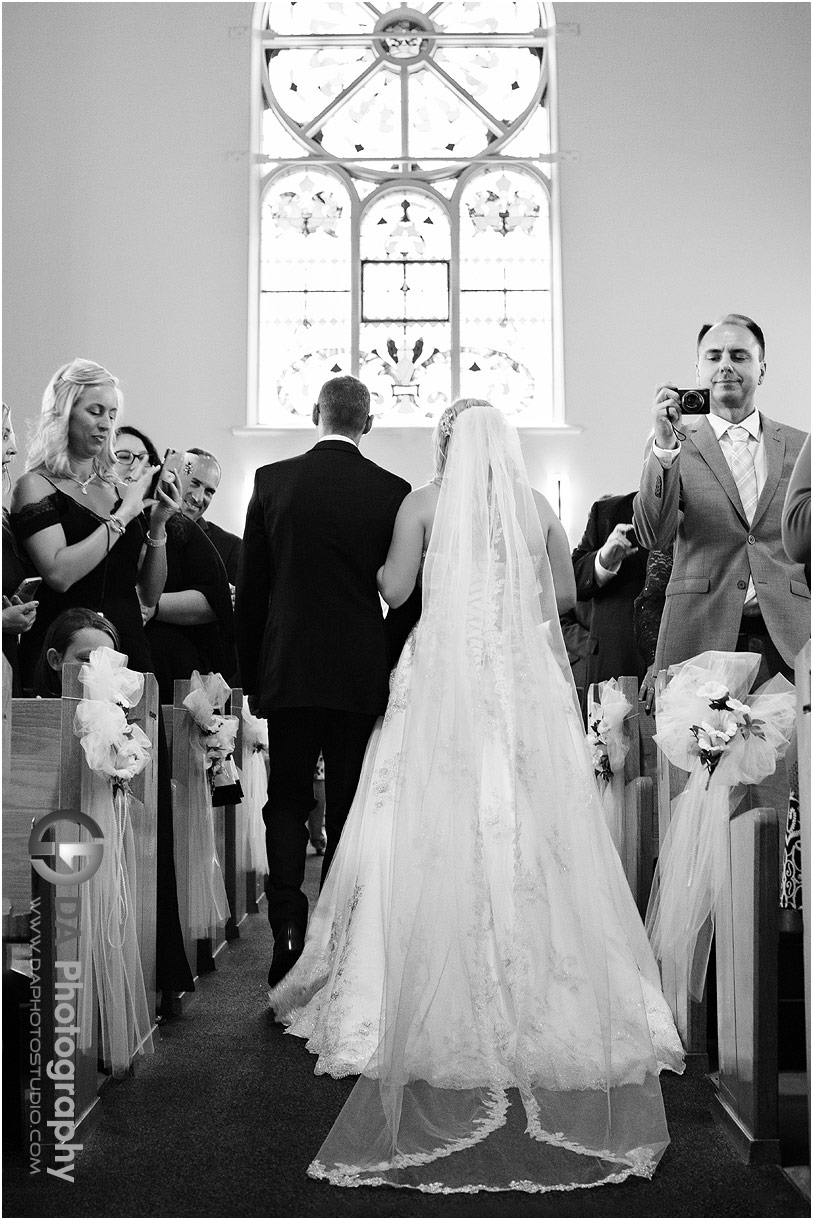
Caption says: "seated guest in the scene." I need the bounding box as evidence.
[571,491,649,716]
[114,429,237,704]
[33,606,120,696]
[179,449,242,584]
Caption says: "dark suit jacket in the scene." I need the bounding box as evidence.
[235,440,411,716]
[200,519,242,584]
[634,413,810,671]
[571,492,649,688]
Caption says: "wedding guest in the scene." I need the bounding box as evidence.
[633,314,809,685]
[113,430,238,705]
[33,606,120,696]
[178,449,242,584]
[10,365,193,1004]
[571,490,648,715]
[11,360,176,687]
[782,433,810,565]
[2,404,38,694]
[634,545,674,714]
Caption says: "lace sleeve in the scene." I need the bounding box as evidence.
[10,494,62,541]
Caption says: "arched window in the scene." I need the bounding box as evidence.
[254,1,561,426]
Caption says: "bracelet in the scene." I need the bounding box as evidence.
[108,514,127,536]
[145,532,167,548]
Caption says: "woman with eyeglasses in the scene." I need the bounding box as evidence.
[11,361,180,688]
[113,426,237,706]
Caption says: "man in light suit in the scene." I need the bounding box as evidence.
[235,376,411,988]
[633,313,809,684]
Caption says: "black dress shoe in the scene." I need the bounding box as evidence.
[267,920,304,989]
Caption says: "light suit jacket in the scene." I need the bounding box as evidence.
[633,413,810,672]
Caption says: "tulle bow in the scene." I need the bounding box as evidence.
[180,671,231,937]
[72,647,153,1074]
[646,650,795,999]
[586,679,632,855]
[240,704,269,872]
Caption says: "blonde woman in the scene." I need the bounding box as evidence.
[11,358,178,684]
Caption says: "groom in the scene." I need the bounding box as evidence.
[235,375,412,987]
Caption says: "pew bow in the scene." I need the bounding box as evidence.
[645,650,795,1000]
[586,679,632,855]
[181,672,233,937]
[240,704,269,873]
[73,646,154,1075]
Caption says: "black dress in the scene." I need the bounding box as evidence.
[12,478,152,682]
[146,514,237,705]
[11,478,195,997]
[2,509,32,696]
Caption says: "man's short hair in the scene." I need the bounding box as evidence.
[697,314,765,360]
[317,375,370,435]
[185,447,221,476]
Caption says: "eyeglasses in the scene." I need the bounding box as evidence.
[114,450,148,466]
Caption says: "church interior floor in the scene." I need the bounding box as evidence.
[3,853,809,1219]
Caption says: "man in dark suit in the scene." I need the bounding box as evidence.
[571,491,649,715]
[179,448,242,583]
[235,375,411,987]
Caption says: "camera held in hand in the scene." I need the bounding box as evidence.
[677,388,710,414]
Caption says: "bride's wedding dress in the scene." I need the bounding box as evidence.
[269,407,684,1194]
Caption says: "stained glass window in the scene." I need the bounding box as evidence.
[256,1,559,426]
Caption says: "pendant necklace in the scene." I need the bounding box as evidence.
[66,470,96,495]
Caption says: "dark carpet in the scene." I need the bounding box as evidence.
[3,855,808,1219]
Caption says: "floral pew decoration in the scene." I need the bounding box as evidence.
[241,703,269,874]
[73,647,154,1075]
[586,678,632,855]
[181,671,238,938]
[645,650,795,1001]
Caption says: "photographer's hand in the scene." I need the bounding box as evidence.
[651,384,681,449]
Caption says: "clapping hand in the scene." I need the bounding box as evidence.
[598,523,638,571]
[2,594,38,635]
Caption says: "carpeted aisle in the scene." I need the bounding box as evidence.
[3,855,808,1219]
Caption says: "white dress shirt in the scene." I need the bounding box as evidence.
[652,409,765,612]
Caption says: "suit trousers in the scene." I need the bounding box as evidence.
[263,707,379,937]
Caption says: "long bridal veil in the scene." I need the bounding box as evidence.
[310,405,679,1193]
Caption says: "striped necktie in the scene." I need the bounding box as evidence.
[727,425,758,524]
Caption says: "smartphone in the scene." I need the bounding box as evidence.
[13,576,42,603]
[150,448,179,497]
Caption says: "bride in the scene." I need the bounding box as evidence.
[269,399,685,1194]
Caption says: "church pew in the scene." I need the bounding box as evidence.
[223,687,248,940]
[653,669,708,1068]
[168,679,231,979]
[587,676,655,919]
[618,675,656,918]
[710,805,780,1163]
[2,668,101,1150]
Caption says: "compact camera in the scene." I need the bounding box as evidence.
[150,448,180,497]
[677,388,710,414]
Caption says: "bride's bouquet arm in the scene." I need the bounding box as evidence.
[531,489,576,615]
[377,488,431,608]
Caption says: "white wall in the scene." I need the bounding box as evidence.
[3,2,809,544]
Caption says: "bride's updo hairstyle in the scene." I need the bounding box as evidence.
[26,358,124,480]
[432,397,493,479]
